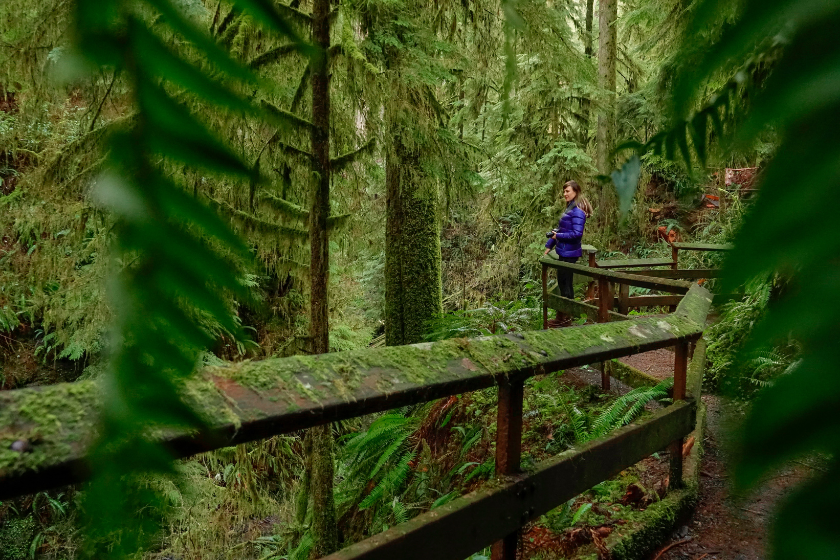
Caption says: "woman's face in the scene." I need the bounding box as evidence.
[563,185,576,203]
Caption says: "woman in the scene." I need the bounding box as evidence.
[543,180,593,306]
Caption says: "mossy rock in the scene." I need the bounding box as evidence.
[0,515,36,560]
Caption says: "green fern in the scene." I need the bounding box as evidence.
[564,379,673,445]
[337,413,419,528]
[561,401,591,444]
[590,379,673,440]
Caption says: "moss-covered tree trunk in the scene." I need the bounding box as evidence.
[308,0,339,555]
[596,0,616,175]
[384,140,443,346]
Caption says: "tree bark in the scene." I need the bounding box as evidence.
[309,0,339,555]
[385,140,443,346]
[596,0,616,175]
[579,0,595,145]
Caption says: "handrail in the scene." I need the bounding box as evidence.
[539,256,693,293]
[0,284,712,560]
[0,285,712,501]
[323,401,696,560]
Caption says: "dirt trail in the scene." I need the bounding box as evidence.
[649,394,812,560]
[618,350,810,560]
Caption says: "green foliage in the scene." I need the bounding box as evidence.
[337,414,419,533]
[542,499,592,533]
[0,515,35,560]
[612,0,840,555]
[67,0,306,556]
[704,277,800,394]
[424,298,541,341]
[565,378,674,444]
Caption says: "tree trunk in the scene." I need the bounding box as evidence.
[308,0,339,555]
[596,0,616,175]
[385,141,443,346]
[580,0,595,145]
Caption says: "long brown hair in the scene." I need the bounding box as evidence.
[564,180,592,217]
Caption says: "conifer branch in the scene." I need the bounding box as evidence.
[326,213,351,230]
[273,139,314,161]
[210,197,310,240]
[249,43,298,69]
[258,191,309,220]
[276,2,312,24]
[261,100,315,130]
[291,63,311,112]
[330,138,376,171]
[257,192,348,230]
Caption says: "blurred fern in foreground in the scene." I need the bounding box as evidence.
[70,0,304,555]
[611,0,840,556]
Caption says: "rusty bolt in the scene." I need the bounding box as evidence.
[10,439,30,453]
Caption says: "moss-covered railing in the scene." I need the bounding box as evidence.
[540,256,723,326]
[0,284,712,560]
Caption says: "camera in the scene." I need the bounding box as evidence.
[545,228,558,238]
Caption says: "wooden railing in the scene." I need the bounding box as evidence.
[0,284,712,560]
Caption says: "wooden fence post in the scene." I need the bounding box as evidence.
[492,378,525,560]
[617,283,630,315]
[668,341,689,490]
[671,245,679,270]
[597,277,612,324]
[586,250,597,300]
[541,263,549,330]
[597,276,612,391]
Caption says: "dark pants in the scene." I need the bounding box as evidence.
[556,256,579,299]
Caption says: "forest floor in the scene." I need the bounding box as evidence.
[647,394,813,560]
[614,350,812,560]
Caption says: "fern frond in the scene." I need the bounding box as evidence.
[590,379,673,440]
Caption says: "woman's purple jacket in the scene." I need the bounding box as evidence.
[545,201,587,258]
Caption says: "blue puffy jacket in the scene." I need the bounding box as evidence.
[545,201,587,257]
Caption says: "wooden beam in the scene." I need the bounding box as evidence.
[621,268,720,280]
[541,263,549,329]
[617,283,630,315]
[492,378,524,560]
[670,242,733,251]
[539,257,693,293]
[625,295,684,308]
[669,342,690,490]
[546,293,629,322]
[323,401,695,560]
[597,276,613,323]
[0,286,712,500]
[595,257,674,269]
[686,339,707,399]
